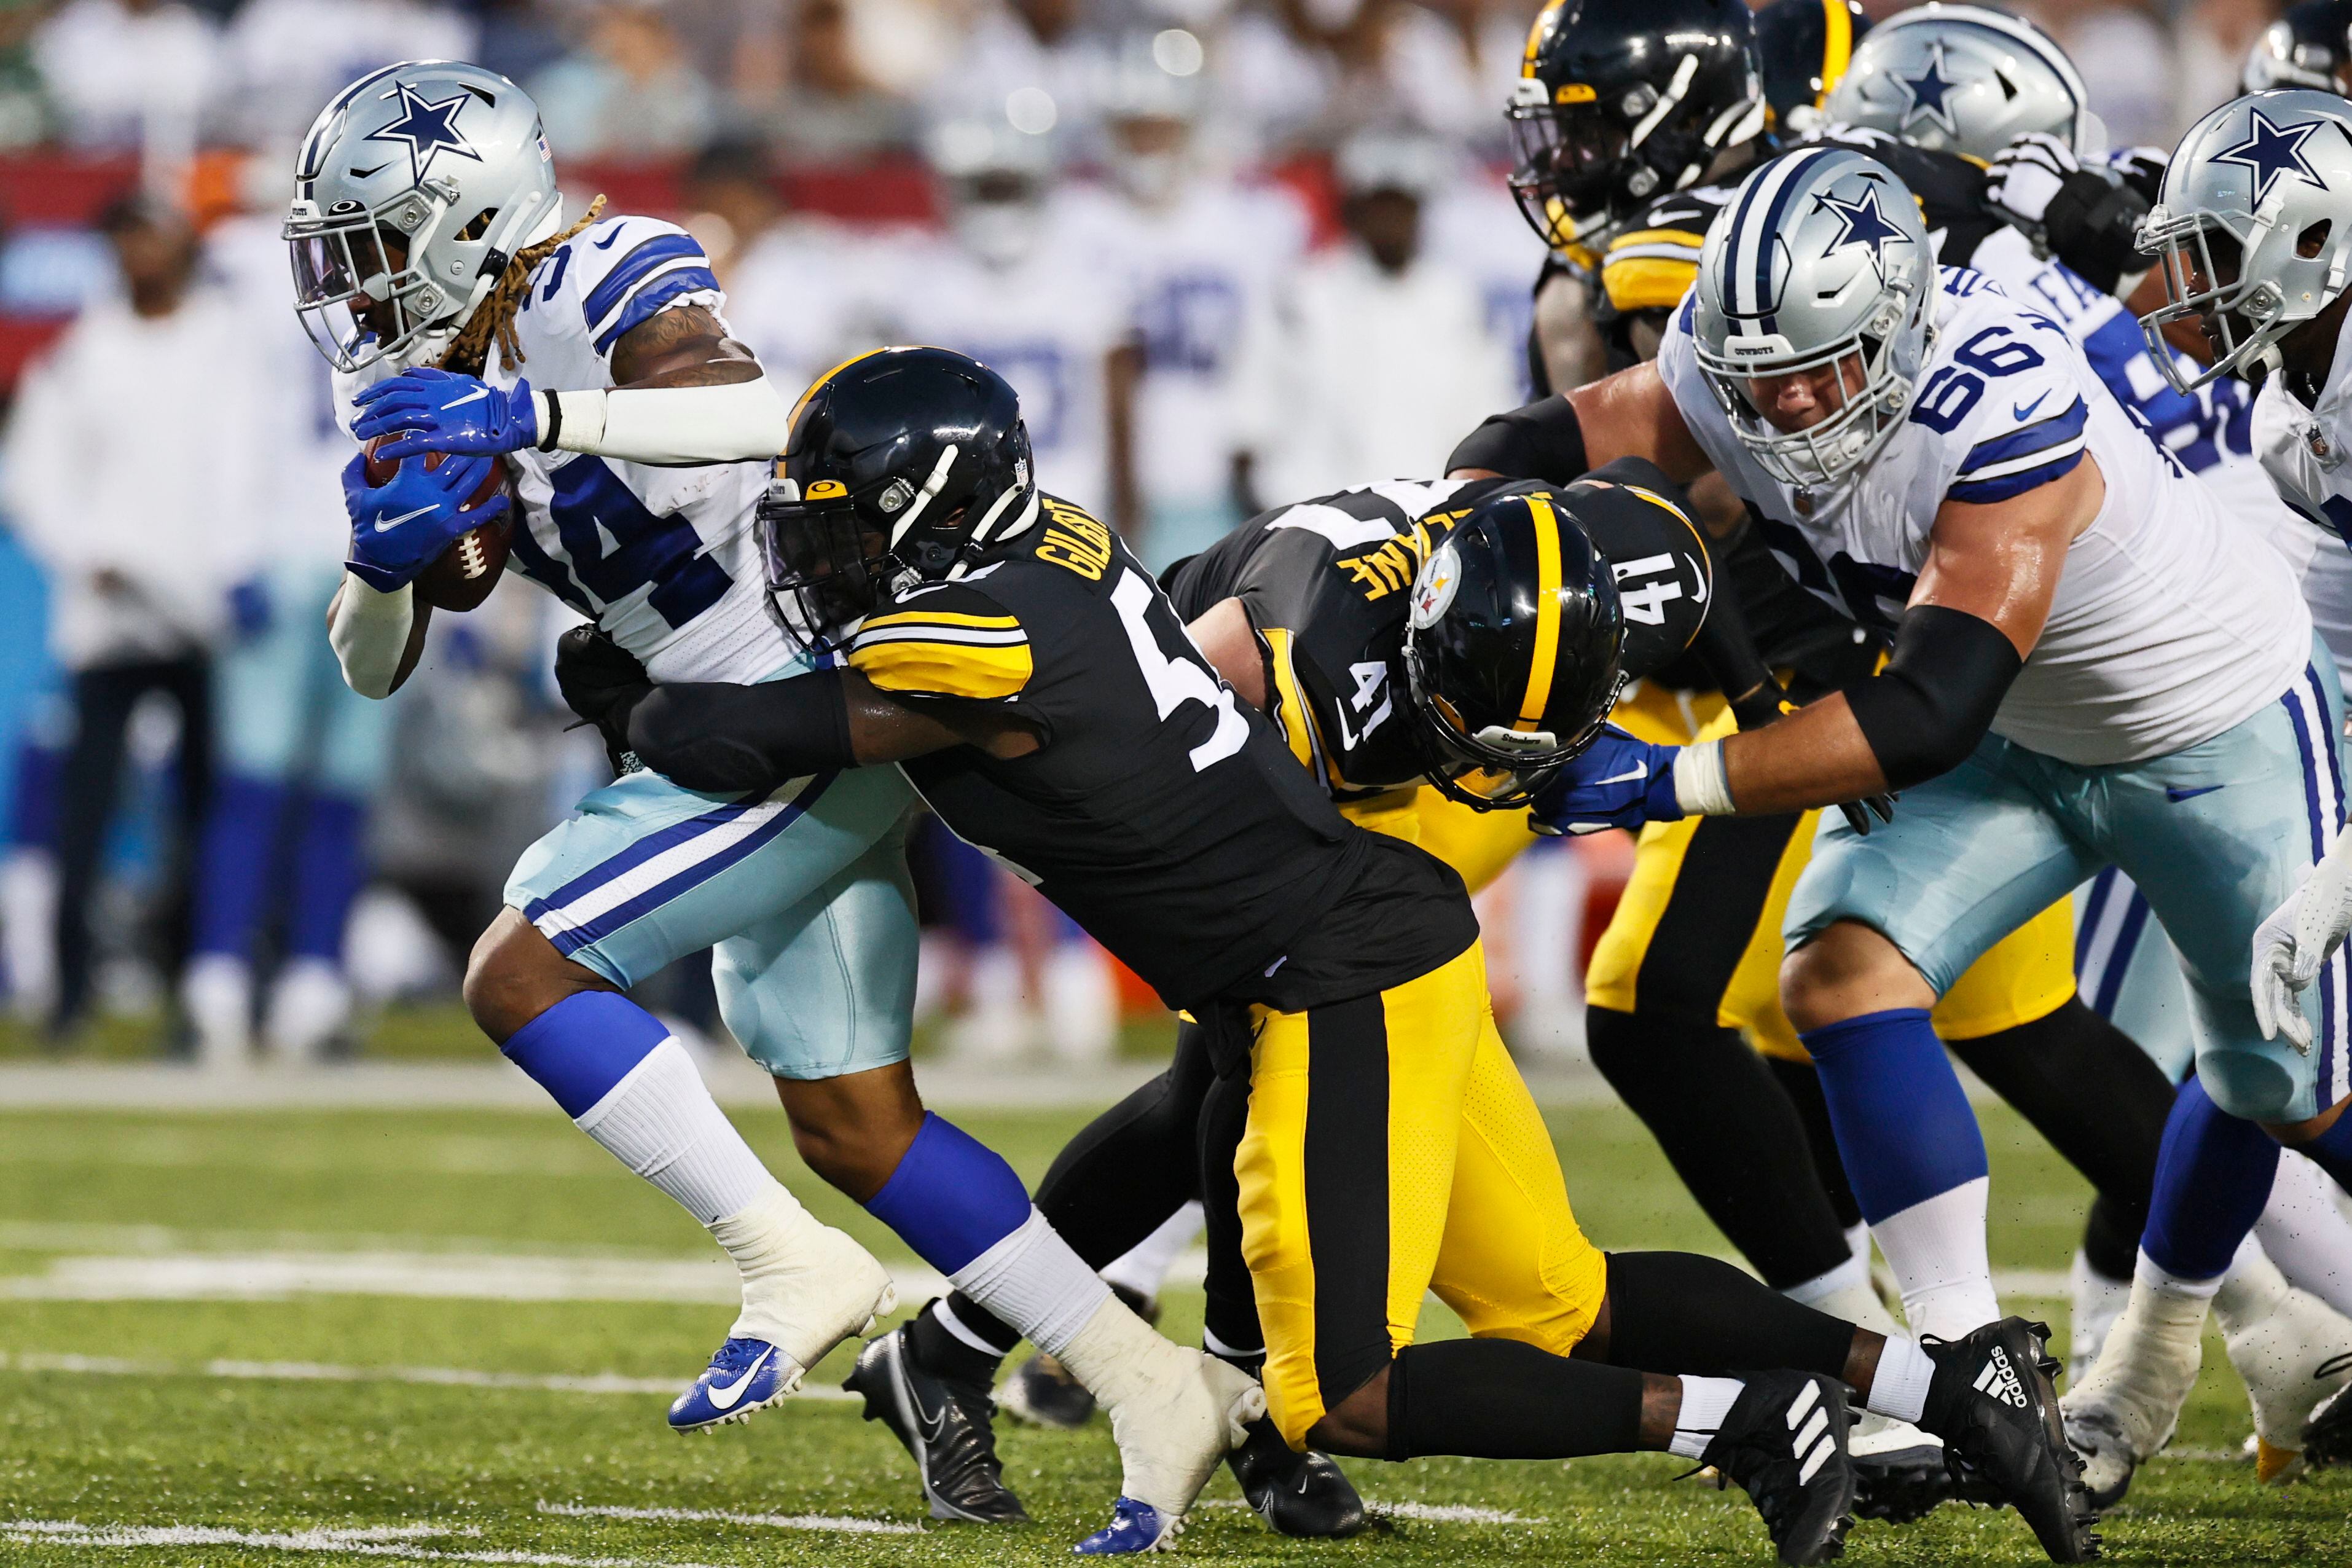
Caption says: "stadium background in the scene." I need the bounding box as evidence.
[0,1,2344,1564]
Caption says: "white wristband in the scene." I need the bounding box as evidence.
[546,378,791,466]
[1672,739,1735,817]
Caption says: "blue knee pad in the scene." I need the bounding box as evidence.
[864,1112,1033,1275]
[1801,1008,1989,1224]
[500,991,671,1118]
[2142,1075,2279,1282]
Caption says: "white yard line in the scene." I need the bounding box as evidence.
[535,1502,919,1536]
[0,1350,858,1403]
[0,1520,741,1568]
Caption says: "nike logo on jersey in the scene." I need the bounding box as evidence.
[1591,762,1650,786]
[592,229,625,249]
[440,386,492,410]
[2165,785,2225,802]
[372,504,439,532]
[705,1346,774,1411]
[2013,393,2050,421]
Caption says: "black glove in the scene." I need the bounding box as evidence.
[555,624,653,775]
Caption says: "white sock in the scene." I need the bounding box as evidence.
[1100,1201,1205,1301]
[573,1036,772,1225]
[1668,1374,1746,1459]
[1784,1253,1903,1336]
[710,1186,826,1343]
[950,1207,1113,1360]
[2213,1236,2286,1336]
[935,1297,1022,1357]
[1873,1175,2001,1340]
[2136,1247,2226,1303]
[1865,1335,1935,1424]
[2256,1149,2352,1320]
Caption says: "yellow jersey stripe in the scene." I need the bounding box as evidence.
[1258,627,1325,780]
[857,609,1024,634]
[1819,0,1852,108]
[1517,492,1564,732]
[849,638,1033,700]
[1602,256,1701,312]
[1606,227,1709,254]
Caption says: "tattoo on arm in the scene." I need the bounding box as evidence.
[609,305,764,389]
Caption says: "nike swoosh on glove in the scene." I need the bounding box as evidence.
[2253,840,2352,1051]
[353,367,539,458]
[341,448,509,593]
[1529,727,1684,836]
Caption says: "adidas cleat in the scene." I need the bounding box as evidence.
[1002,1351,1096,1430]
[1849,1414,1951,1524]
[1073,1496,1178,1554]
[668,1338,800,1432]
[1923,1319,2099,1562]
[1699,1372,1857,1567]
[1227,1416,1366,1539]
[845,1325,1029,1524]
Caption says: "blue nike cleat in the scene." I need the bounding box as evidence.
[1073,1497,1180,1554]
[669,1336,800,1432]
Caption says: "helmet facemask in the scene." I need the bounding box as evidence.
[2138,206,2330,392]
[1507,65,1762,252]
[287,184,477,373]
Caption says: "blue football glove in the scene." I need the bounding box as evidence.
[342,448,509,593]
[1529,727,1685,836]
[352,367,539,459]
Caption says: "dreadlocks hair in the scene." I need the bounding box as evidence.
[438,194,608,377]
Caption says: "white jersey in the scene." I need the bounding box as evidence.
[338,213,796,686]
[2252,316,2352,665]
[1972,226,2352,682]
[1658,267,2310,766]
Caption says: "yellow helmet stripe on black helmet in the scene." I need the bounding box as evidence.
[788,347,894,437]
[1515,490,1564,734]
[1817,0,1854,108]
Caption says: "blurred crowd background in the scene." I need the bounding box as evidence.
[0,0,2308,1068]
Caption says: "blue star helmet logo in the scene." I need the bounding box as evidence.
[1897,42,1961,138]
[366,81,482,184]
[1814,182,1909,281]
[2214,105,2327,207]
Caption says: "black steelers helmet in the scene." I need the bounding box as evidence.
[1507,0,1765,253]
[1756,0,1871,141]
[1402,482,1625,812]
[2243,0,2352,92]
[761,347,1038,646]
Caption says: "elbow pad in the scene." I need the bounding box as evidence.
[1843,606,2022,790]
[539,377,794,466]
[1446,395,1588,481]
[628,670,856,795]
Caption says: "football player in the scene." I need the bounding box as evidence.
[2067,85,2352,1494]
[1503,9,2184,1495]
[562,345,2100,1564]
[1475,146,2341,1532]
[290,61,1251,1535]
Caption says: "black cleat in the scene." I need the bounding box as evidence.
[1920,1318,2099,1562]
[2305,1380,2352,1470]
[844,1325,1028,1524]
[1699,1372,1858,1566]
[1227,1416,1366,1539]
[998,1350,1095,1430]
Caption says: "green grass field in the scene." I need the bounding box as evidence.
[0,1094,2342,1567]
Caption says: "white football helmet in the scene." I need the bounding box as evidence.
[1693,145,1937,494]
[2138,89,2352,391]
[1823,4,2102,162]
[284,60,563,372]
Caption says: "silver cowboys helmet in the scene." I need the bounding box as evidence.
[1693,146,1936,493]
[1822,4,2102,162]
[285,60,562,372]
[2138,88,2352,391]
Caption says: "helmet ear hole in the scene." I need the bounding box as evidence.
[2299,219,2333,260]
[455,207,499,243]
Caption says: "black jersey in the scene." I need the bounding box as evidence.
[845,495,1476,1013]
[1167,464,1714,802]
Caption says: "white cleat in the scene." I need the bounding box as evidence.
[2060,1280,2205,1508]
[2068,1249,2131,1371]
[2214,1247,2352,1485]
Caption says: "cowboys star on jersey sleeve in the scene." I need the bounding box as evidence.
[848,582,1035,702]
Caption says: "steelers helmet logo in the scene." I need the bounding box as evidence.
[1410,542,1462,630]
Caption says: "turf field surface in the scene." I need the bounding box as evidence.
[0,1097,2343,1566]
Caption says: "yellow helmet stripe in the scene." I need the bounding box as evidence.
[788,347,892,436]
[1516,492,1564,733]
[1817,0,1853,108]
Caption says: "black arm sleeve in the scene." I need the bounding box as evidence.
[1842,605,2023,790]
[1446,395,1589,482]
[626,670,857,796]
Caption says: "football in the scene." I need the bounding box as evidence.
[361,436,514,613]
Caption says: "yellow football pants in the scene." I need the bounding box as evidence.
[1234,939,1609,1447]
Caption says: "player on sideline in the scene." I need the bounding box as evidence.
[1465,143,2337,1487]
[2051,85,2352,1493]
[289,61,1255,1533]
[562,344,2101,1564]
